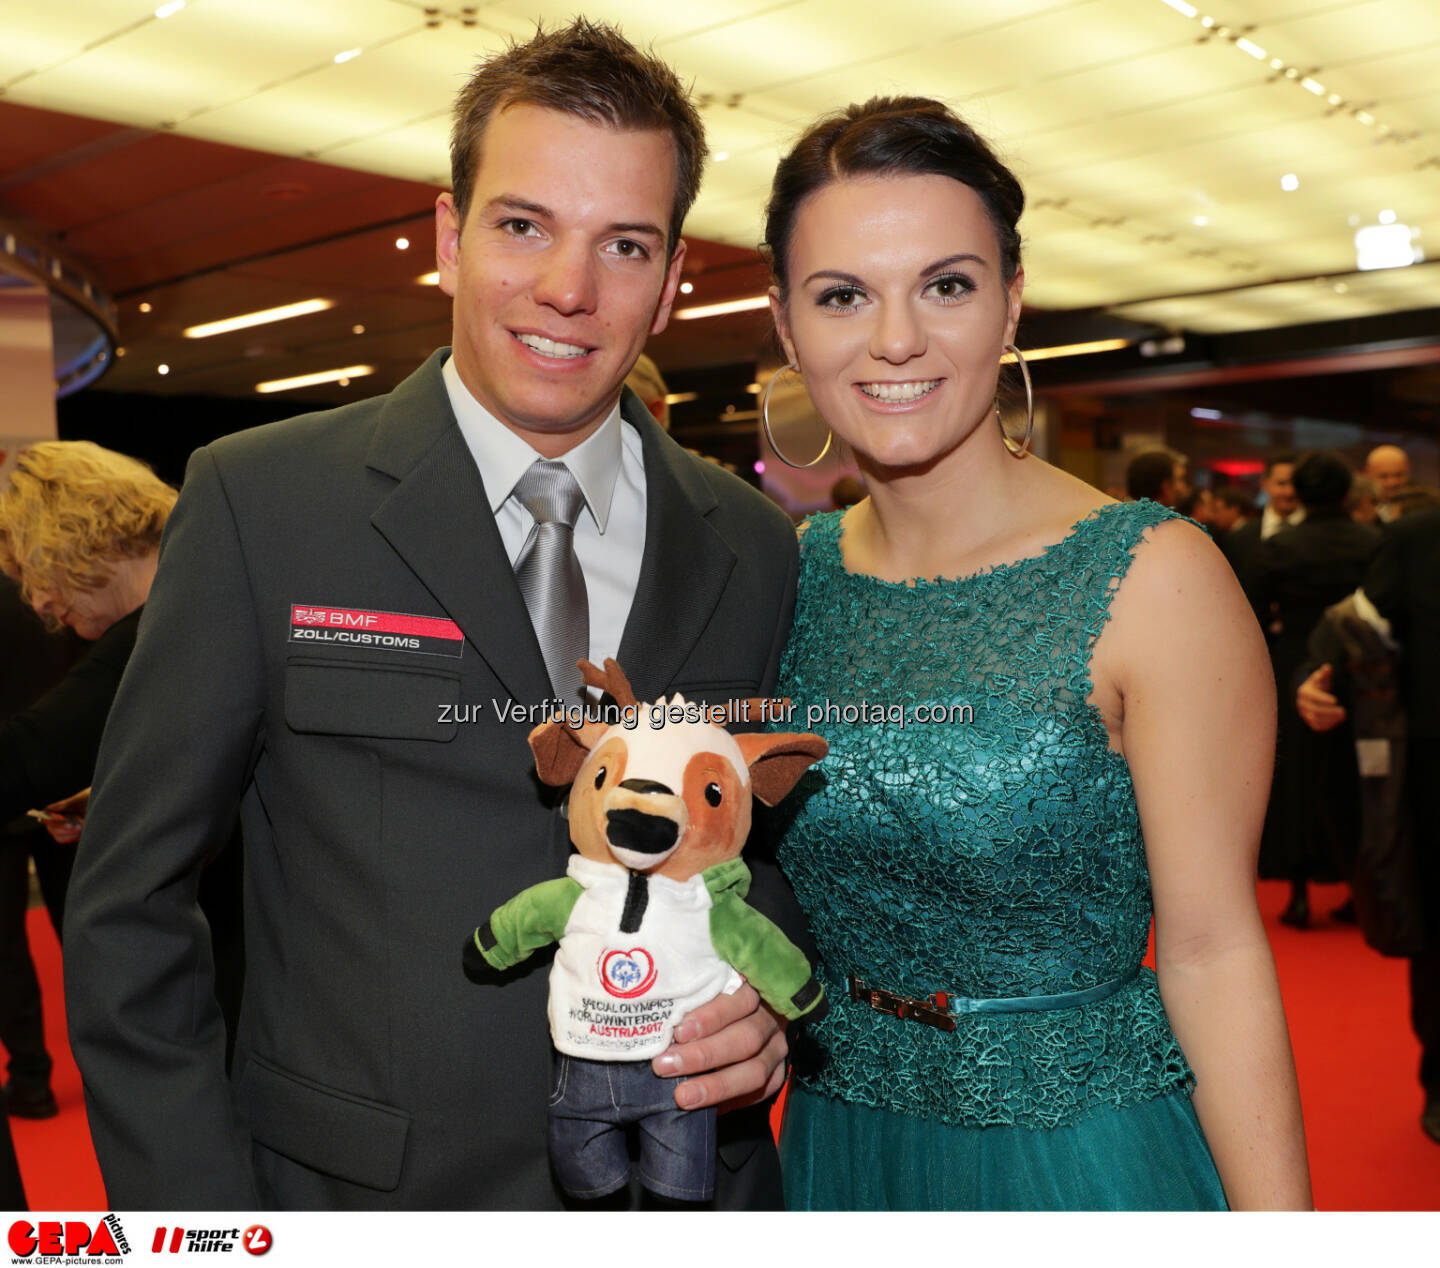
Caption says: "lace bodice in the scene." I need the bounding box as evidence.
[774,502,1193,1129]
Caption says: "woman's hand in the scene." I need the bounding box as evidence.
[42,786,90,844]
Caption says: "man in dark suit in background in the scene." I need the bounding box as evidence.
[1297,506,1440,1142]
[65,21,802,1209]
[1220,453,1303,618]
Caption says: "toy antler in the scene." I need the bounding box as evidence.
[579,658,637,708]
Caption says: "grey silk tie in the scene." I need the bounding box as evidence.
[511,459,589,704]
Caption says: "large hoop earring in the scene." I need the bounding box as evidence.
[760,364,833,470]
[997,343,1034,459]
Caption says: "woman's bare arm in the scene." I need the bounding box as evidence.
[1101,519,1312,1210]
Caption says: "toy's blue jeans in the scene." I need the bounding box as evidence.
[548,1054,715,1201]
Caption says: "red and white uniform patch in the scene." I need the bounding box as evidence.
[288,605,464,658]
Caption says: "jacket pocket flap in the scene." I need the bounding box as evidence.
[239,1056,411,1192]
[284,660,457,742]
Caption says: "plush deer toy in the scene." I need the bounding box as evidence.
[466,658,826,1204]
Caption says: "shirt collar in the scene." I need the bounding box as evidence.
[442,353,624,531]
[1261,503,1305,536]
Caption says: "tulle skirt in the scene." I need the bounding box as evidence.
[780,1084,1227,1211]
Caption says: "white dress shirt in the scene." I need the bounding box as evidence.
[1260,504,1305,540]
[442,354,647,675]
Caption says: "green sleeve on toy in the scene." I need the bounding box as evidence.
[708,887,824,1021]
[474,876,584,972]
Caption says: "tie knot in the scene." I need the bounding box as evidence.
[513,459,585,529]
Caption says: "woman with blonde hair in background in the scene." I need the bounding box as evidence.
[0,441,243,1085]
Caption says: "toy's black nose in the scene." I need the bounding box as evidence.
[606,808,679,855]
[619,779,673,796]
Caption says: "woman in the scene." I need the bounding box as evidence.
[0,441,243,1077]
[0,442,172,819]
[762,98,1311,1209]
[1257,451,1381,927]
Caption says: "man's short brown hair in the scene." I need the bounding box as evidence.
[449,18,707,249]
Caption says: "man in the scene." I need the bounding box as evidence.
[1220,452,1302,618]
[65,21,801,1209]
[1296,507,1440,1142]
[1211,486,1253,536]
[1254,452,1380,927]
[1124,448,1188,508]
[1176,487,1215,531]
[1365,444,1410,522]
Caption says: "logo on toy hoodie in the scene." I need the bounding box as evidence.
[600,947,657,998]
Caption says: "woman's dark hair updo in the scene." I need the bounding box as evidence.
[763,96,1025,298]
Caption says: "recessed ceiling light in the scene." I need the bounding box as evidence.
[352,324,366,335]
[115,347,126,357]
[139,301,152,313]
[395,237,410,250]
[1327,93,1343,106]
[1269,57,1285,70]
[1356,223,1416,270]
[184,298,333,339]
[1301,78,1325,96]
[675,295,769,320]
[1005,338,1132,363]
[256,366,375,394]
[679,281,694,294]
[1379,209,1397,224]
[1355,110,1375,125]
[334,48,361,65]
[1235,38,1265,59]
[157,364,170,375]
[1281,173,1299,192]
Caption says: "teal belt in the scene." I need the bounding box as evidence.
[846,968,1140,1032]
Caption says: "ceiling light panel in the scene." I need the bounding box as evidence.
[5,0,421,133]
[1014,81,1322,175]
[489,0,787,45]
[194,56,444,154]
[680,189,767,249]
[675,0,1092,102]
[320,117,453,186]
[0,0,151,83]
[1269,0,1434,64]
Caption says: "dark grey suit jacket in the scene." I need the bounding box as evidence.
[64,350,801,1209]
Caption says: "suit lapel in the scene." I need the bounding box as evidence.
[366,351,552,707]
[617,393,737,702]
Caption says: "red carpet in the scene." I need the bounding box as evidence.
[10,907,104,1210]
[12,884,1440,1211]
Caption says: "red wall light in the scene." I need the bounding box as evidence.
[1210,459,1267,477]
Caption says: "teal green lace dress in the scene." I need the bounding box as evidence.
[774,502,1227,1210]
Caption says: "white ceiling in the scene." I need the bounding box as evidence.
[3,0,1437,334]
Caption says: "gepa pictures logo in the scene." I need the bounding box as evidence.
[8,1215,128,1261]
